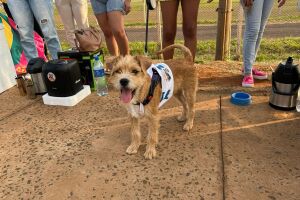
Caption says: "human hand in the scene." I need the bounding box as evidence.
[278,0,286,8]
[124,0,131,15]
[244,0,254,7]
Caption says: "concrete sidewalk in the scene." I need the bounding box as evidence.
[0,62,299,200]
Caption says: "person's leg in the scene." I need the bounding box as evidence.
[95,13,119,56]
[71,0,89,29]
[106,0,130,55]
[7,0,38,60]
[254,0,274,57]
[107,11,129,55]
[55,0,77,48]
[242,0,264,76]
[241,0,266,87]
[246,0,274,80]
[30,0,61,59]
[33,14,44,38]
[160,0,179,60]
[181,0,200,61]
[32,16,49,56]
[91,0,119,55]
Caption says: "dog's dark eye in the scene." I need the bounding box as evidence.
[115,69,122,74]
[132,69,139,75]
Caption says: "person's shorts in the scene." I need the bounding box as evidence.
[90,0,125,15]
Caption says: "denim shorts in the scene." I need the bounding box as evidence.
[90,0,125,15]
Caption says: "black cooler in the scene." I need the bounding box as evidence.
[57,49,104,91]
[43,59,83,97]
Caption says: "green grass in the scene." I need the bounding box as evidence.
[61,37,300,64]
[255,38,300,62]
[202,37,300,63]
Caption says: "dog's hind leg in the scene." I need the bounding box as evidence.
[144,114,160,159]
[174,91,188,122]
[183,89,196,131]
[126,117,141,154]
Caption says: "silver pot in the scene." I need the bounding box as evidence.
[31,73,47,94]
[269,92,298,110]
[275,82,299,95]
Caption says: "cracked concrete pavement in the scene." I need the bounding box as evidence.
[0,61,299,200]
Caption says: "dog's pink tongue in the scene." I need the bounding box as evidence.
[120,88,132,104]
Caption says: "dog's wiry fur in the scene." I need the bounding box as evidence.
[109,44,198,159]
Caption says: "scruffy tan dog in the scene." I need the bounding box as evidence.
[109,44,198,159]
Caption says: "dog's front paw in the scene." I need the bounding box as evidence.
[126,143,140,154]
[144,147,157,159]
[183,122,194,131]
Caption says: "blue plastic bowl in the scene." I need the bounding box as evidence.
[231,92,252,106]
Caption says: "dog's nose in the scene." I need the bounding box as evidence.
[120,78,129,87]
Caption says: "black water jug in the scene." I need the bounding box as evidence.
[269,57,300,110]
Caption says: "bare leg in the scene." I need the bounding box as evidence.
[108,11,130,55]
[95,13,119,56]
[126,117,141,154]
[181,0,200,61]
[144,114,160,159]
[160,1,179,60]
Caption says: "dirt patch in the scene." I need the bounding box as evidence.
[197,61,272,88]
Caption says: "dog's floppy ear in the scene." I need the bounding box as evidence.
[134,56,152,73]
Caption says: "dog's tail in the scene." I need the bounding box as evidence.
[156,44,193,62]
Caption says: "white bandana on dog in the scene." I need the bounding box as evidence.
[147,63,174,108]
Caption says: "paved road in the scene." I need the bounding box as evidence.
[125,22,300,41]
[58,22,300,42]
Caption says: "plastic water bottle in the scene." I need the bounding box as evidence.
[93,55,108,96]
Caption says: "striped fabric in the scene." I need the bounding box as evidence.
[0,12,46,75]
[0,13,26,74]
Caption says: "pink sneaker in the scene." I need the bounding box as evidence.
[241,68,268,80]
[242,75,254,88]
[252,68,268,80]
